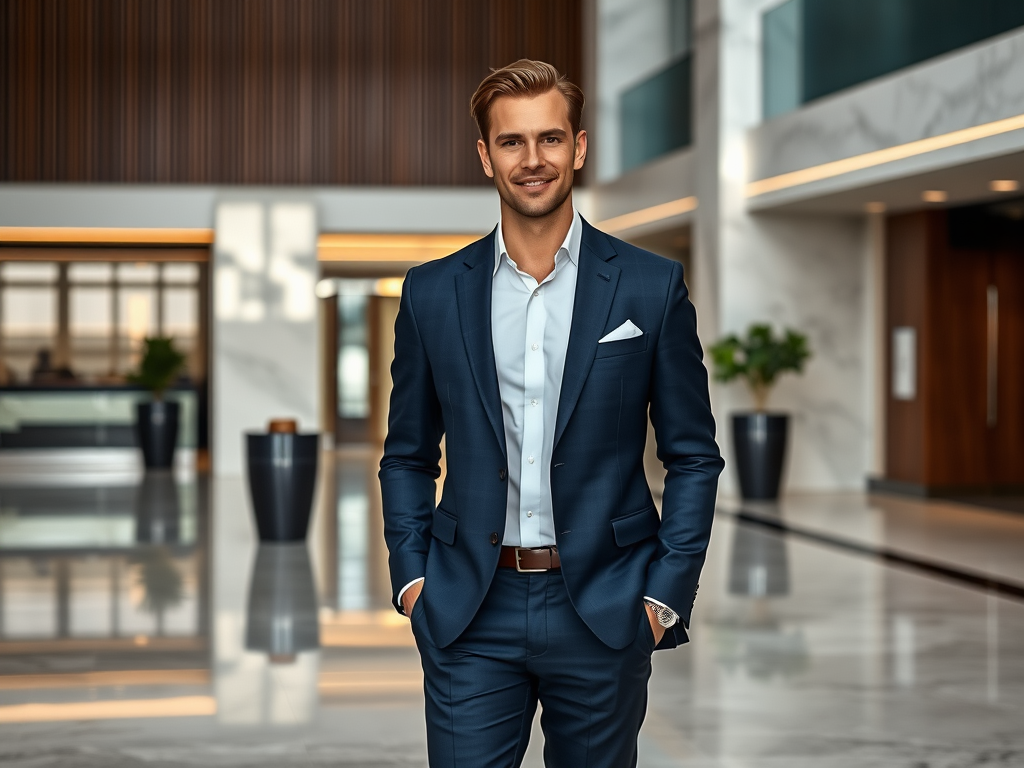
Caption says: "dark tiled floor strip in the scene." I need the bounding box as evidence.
[724,507,1024,603]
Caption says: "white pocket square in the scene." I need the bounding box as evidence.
[598,319,643,343]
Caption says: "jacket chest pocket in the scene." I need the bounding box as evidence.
[595,334,647,359]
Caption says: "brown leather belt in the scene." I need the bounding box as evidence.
[498,545,561,572]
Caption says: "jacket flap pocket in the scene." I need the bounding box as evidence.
[432,507,458,545]
[595,333,647,359]
[611,505,660,547]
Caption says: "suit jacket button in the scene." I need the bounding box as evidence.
[490,532,499,545]
[498,469,507,481]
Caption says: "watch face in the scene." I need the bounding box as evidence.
[645,600,677,627]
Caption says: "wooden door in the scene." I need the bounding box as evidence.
[991,249,1024,485]
[885,210,1024,492]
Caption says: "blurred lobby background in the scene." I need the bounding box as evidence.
[0,0,1023,765]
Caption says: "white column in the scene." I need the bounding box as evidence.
[212,199,320,476]
[713,0,871,493]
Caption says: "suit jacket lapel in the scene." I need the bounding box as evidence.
[454,230,507,458]
[554,221,620,448]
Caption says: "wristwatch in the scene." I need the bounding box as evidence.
[643,598,679,628]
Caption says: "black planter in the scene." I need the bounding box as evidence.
[246,432,319,542]
[732,413,789,500]
[245,543,320,662]
[136,401,180,469]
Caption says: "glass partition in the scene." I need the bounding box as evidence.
[620,55,692,173]
[763,0,803,119]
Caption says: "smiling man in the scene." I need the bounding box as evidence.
[380,60,723,767]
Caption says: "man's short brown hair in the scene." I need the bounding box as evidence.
[470,59,585,144]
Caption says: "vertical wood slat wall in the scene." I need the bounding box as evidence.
[0,0,583,185]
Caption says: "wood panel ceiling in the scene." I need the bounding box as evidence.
[0,0,583,185]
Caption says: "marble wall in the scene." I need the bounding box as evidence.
[750,25,1024,182]
[212,199,320,476]
[586,148,696,222]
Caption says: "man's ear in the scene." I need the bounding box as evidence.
[477,138,495,178]
[573,130,588,171]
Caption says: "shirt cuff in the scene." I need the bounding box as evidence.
[643,595,680,627]
[397,577,425,615]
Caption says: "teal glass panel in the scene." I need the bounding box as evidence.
[764,0,1024,117]
[763,0,803,119]
[620,55,692,173]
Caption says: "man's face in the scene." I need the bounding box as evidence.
[477,89,587,220]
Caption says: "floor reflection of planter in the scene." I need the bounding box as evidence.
[246,423,319,542]
[134,470,181,545]
[733,413,789,501]
[245,543,320,663]
[728,513,790,597]
[136,401,180,469]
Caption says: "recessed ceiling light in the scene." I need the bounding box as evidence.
[990,179,1020,192]
[864,202,886,213]
[922,190,948,203]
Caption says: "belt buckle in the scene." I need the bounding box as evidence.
[515,547,548,573]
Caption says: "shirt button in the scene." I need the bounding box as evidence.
[530,399,538,407]
[532,343,539,351]
[526,511,533,518]
[533,290,539,297]
[527,455,535,464]
[490,532,499,545]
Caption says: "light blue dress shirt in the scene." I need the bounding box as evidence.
[492,210,581,547]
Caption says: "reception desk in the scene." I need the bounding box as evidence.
[0,385,197,482]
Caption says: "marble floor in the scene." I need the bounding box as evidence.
[720,492,1024,585]
[0,449,1021,767]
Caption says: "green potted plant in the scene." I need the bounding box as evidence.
[710,324,811,500]
[128,337,187,469]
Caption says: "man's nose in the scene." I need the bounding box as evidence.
[522,141,544,169]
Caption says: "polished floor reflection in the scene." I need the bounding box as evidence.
[0,450,1021,766]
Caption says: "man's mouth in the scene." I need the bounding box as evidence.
[517,178,555,188]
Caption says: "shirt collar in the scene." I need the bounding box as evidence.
[494,208,581,277]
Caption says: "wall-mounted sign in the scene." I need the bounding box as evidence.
[892,327,917,401]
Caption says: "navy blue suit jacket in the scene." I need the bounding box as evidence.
[380,219,723,650]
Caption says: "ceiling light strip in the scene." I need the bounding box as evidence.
[317,234,480,249]
[317,233,480,262]
[746,112,1024,198]
[0,227,214,245]
[0,247,209,262]
[597,196,699,233]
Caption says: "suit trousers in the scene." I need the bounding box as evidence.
[411,567,655,768]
